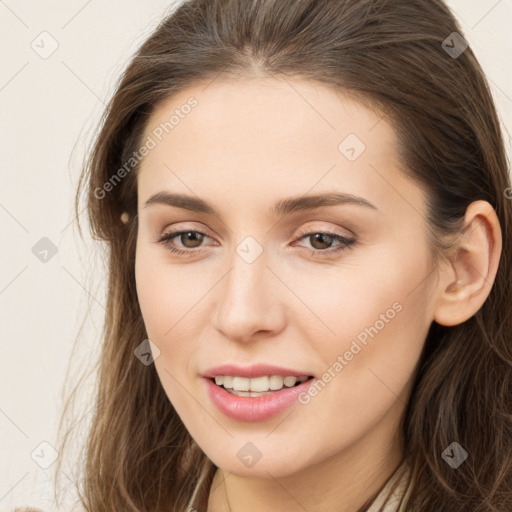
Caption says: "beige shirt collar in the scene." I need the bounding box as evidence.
[366,462,411,512]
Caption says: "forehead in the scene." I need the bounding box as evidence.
[142,77,396,157]
[137,77,423,219]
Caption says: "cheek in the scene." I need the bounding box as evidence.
[295,242,432,392]
[135,249,196,411]
[285,240,433,356]
[135,244,212,382]
[135,243,205,339]
[135,248,165,337]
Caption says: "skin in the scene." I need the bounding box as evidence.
[134,77,502,512]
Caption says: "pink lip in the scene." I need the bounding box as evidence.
[203,375,316,422]
[202,363,313,379]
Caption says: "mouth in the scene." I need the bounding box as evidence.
[210,375,315,397]
[204,373,317,421]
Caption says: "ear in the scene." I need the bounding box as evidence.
[433,200,502,327]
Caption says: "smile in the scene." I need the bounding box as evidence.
[204,375,316,421]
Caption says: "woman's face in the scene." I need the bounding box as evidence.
[135,78,439,477]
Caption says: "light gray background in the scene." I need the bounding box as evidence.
[1,1,511,510]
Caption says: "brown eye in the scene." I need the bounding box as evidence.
[157,229,212,255]
[293,229,357,256]
[308,233,334,250]
[178,231,205,248]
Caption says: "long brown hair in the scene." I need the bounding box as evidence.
[55,0,512,510]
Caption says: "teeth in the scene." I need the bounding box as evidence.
[283,376,297,387]
[233,376,250,391]
[214,375,309,392]
[270,375,284,390]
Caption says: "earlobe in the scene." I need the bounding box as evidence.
[433,200,502,327]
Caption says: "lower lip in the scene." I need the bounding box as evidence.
[204,377,316,422]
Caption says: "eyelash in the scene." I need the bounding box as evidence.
[156,227,357,258]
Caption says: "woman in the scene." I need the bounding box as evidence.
[52,0,512,510]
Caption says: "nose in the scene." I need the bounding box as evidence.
[212,246,286,344]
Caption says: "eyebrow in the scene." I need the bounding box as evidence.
[143,191,378,216]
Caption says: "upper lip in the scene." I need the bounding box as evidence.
[202,364,314,379]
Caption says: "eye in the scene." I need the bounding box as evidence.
[292,229,357,256]
[157,229,213,256]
